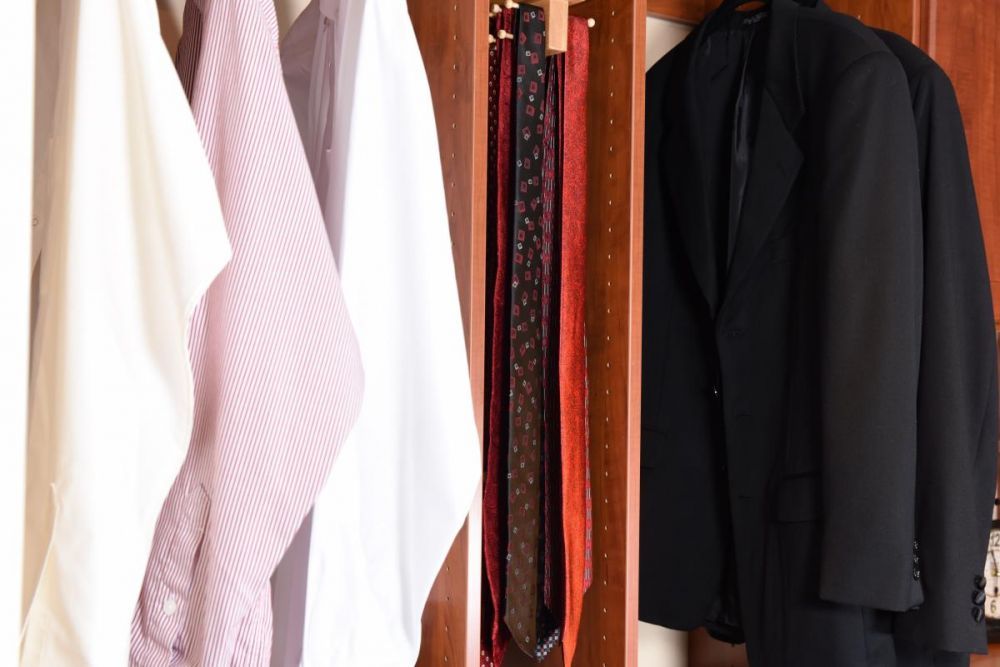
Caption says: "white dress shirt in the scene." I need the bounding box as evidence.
[21,2,231,664]
[278,0,481,663]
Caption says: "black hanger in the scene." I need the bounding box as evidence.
[704,0,772,35]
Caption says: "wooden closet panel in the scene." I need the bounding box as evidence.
[925,0,1000,321]
[570,0,645,664]
[827,0,917,39]
[648,0,713,23]
[648,0,917,39]
[408,1,489,666]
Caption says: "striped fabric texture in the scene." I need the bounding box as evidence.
[130,1,363,665]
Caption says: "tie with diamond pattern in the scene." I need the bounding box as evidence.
[504,4,547,657]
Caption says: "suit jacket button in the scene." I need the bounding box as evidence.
[973,606,985,623]
[912,568,921,581]
[712,386,720,398]
[974,590,987,605]
[975,575,987,590]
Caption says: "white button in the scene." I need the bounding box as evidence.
[162,597,178,617]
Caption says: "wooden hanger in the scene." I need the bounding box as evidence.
[493,1,594,54]
[537,0,590,55]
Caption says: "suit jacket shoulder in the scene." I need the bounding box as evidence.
[873,28,962,127]
[793,5,905,99]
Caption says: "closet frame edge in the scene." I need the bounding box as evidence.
[408,1,490,666]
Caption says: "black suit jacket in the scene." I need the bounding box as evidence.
[867,27,998,656]
[641,0,928,655]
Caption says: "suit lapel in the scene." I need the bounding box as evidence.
[657,0,805,315]
[721,0,805,306]
[724,90,803,297]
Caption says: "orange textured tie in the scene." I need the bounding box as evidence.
[559,16,592,667]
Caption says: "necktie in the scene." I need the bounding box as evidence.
[540,49,564,654]
[505,4,548,657]
[482,7,514,666]
[559,16,593,667]
[481,9,516,667]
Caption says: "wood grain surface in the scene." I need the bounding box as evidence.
[409,1,489,666]
[924,0,1000,321]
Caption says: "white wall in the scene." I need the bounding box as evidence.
[646,16,692,70]
[638,17,693,667]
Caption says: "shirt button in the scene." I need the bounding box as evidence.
[162,597,179,617]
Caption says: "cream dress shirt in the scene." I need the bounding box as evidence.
[21,1,230,664]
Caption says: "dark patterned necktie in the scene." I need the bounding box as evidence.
[482,7,514,667]
[537,49,563,661]
[505,4,547,658]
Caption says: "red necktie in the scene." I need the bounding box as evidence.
[482,6,514,666]
[560,16,593,667]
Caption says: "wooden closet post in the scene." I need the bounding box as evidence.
[569,1,645,664]
[410,1,645,664]
[408,2,489,667]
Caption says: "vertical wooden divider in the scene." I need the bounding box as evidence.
[569,1,644,665]
[407,1,489,666]
[409,0,644,665]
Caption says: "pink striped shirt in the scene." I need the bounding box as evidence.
[130,1,363,665]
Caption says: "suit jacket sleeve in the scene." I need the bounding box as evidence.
[816,50,926,612]
[892,61,999,655]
